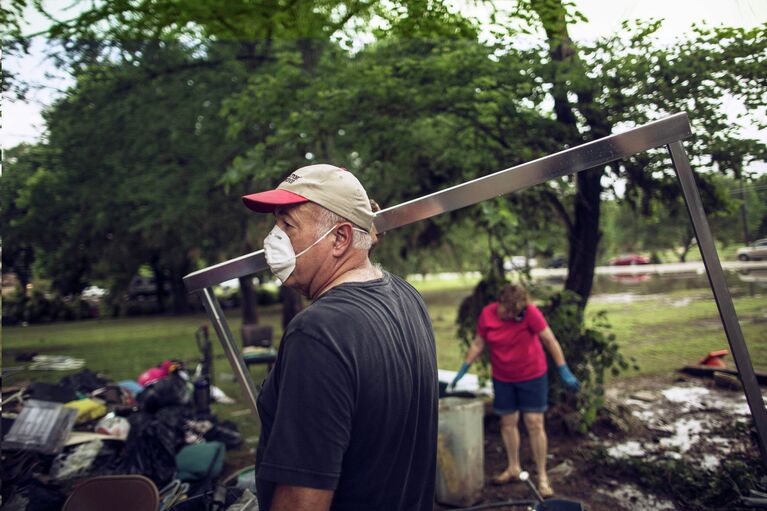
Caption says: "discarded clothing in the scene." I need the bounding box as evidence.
[59,369,110,394]
[138,359,179,387]
[50,440,103,480]
[95,413,131,440]
[118,379,145,398]
[26,382,77,404]
[138,373,191,413]
[64,398,108,425]
[175,441,225,483]
[210,385,235,404]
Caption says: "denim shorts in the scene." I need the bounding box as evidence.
[492,373,548,414]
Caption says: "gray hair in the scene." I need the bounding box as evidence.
[315,206,373,250]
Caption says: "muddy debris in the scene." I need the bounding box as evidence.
[434,374,764,511]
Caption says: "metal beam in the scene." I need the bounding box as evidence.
[183,112,691,293]
[668,141,767,463]
[199,287,261,420]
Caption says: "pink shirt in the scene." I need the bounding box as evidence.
[477,302,548,382]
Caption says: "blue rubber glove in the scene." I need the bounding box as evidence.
[449,362,471,390]
[558,364,580,391]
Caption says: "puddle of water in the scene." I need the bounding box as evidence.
[589,293,665,304]
[598,482,677,510]
[667,297,695,307]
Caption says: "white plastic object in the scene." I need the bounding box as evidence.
[434,397,485,506]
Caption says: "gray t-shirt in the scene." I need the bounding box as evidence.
[256,271,438,511]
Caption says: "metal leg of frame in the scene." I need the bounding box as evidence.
[668,141,767,464]
[199,287,261,421]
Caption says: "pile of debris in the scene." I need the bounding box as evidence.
[1,362,256,511]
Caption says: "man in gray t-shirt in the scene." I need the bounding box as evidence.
[242,164,437,511]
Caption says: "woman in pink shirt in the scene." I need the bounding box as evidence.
[450,284,579,497]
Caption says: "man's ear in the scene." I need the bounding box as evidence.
[331,223,354,255]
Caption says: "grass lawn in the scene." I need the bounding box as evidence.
[3,280,765,463]
[419,285,767,379]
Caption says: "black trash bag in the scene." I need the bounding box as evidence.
[115,406,191,487]
[204,420,242,450]
[156,406,195,450]
[2,450,47,492]
[58,369,110,395]
[139,373,192,413]
[2,478,67,511]
[27,382,78,403]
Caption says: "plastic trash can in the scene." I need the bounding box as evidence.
[435,397,485,507]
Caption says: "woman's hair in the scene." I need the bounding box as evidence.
[498,284,529,317]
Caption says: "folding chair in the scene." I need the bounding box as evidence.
[241,324,277,372]
[62,474,160,511]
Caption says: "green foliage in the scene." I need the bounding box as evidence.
[5,0,766,322]
[214,284,280,308]
[541,291,638,430]
[1,289,95,325]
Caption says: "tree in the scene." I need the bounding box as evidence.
[11,0,766,320]
[0,145,45,293]
[505,0,767,307]
[7,41,253,312]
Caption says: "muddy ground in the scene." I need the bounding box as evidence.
[434,373,764,511]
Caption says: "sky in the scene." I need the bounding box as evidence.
[2,0,766,147]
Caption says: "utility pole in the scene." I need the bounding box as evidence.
[740,171,750,245]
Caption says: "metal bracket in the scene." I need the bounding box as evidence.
[184,112,767,465]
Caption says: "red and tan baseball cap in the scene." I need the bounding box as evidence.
[242,164,375,232]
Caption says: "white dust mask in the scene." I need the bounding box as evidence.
[263,224,336,283]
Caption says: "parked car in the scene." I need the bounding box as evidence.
[503,256,537,271]
[81,285,108,300]
[609,253,650,266]
[127,275,170,300]
[737,238,767,261]
[546,255,566,268]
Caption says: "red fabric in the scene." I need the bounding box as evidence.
[242,189,309,213]
[477,302,548,383]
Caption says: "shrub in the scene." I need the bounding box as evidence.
[541,290,638,431]
[1,289,95,325]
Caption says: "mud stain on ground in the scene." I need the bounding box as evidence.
[434,374,761,511]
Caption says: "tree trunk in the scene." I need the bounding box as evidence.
[239,276,259,325]
[169,258,191,314]
[739,172,750,245]
[280,286,304,330]
[564,168,602,303]
[679,229,695,262]
[530,0,613,307]
[150,258,166,313]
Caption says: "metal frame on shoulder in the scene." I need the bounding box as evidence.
[184,112,767,464]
